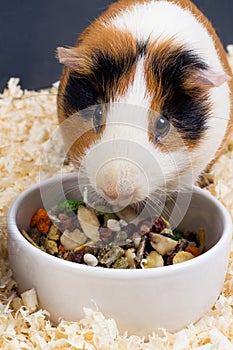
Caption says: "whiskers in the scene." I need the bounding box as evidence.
[61,153,109,208]
[77,165,113,211]
[140,181,193,225]
[143,189,171,218]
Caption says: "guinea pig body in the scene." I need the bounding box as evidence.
[57,0,233,208]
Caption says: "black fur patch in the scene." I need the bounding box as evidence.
[91,48,139,101]
[137,40,148,57]
[63,40,148,118]
[152,48,210,141]
[63,73,99,116]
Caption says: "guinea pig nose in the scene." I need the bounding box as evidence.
[101,184,135,205]
[95,160,137,205]
[102,189,118,201]
[102,188,134,201]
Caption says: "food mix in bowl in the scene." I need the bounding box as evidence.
[21,199,205,269]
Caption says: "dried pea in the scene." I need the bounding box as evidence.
[48,224,61,241]
[173,251,195,264]
[44,239,58,254]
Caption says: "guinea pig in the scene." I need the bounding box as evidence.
[56,0,233,211]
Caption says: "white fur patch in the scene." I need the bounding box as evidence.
[109,1,225,71]
[82,100,193,205]
[116,58,151,108]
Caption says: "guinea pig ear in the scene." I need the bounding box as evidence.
[196,69,231,88]
[56,47,80,69]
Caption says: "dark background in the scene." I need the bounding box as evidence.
[1,0,232,92]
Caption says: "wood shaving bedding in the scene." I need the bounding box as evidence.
[0,49,233,349]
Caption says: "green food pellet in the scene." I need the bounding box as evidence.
[173,229,184,240]
[56,200,85,214]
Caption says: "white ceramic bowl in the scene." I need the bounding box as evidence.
[8,173,232,337]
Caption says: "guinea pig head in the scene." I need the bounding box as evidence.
[57,11,230,208]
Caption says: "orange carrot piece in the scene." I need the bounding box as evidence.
[58,244,66,252]
[185,246,199,257]
[30,208,51,234]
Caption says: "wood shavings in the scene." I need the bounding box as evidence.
[0,47,233,348]
[21,288,38,313]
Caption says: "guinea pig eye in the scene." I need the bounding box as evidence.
[92,104,103,133]
[153,115,170,143]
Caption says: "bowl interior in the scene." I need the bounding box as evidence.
[14,173,226,254]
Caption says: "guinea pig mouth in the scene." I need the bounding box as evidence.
[98,183,137,208]
[78,155,151,211]
[94,157,152,208]
[101,188,133,202]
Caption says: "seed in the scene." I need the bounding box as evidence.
[149,232,178,255]
[60,228,87,250]
[83,253,98,267]
[141,251,164,268]
[78,206,100,241]
[107,219,121,232]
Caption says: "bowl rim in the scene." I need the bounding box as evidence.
[8,174,233,279]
